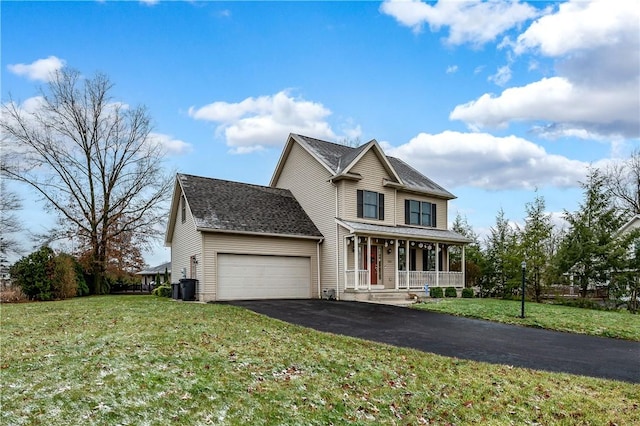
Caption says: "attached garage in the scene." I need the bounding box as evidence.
[166,174,323,302]
[217,254,311,300]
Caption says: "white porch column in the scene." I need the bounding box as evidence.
[405,239,410,287]
[461,244,466,288]
[367,236,372,291]
[435,242,440,287]
[343,236,348,290]
[354,235,359,290]
[394,239,399,290]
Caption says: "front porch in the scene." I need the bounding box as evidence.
[343,235,466,292]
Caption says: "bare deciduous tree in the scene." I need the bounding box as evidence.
[0,177,23,258]
[604,149,640,218]
[1,68,172,294]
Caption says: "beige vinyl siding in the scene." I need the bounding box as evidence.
[169,188,203,297]
[341,150,396,226]
[201,232,319,302]
[272,142,337,295]
[396,192,448,230]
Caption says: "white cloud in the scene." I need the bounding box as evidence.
[450,76,639,139]
[380,0,539,46]
[139,0,159,6]
[148,132,192,155]
[514,0,640,56]
[189,90,359,153]
[7,56,65,82]
[453,0,640,140]
[446,65,458,74]
[386,131,588,190]
[488,65,512,87]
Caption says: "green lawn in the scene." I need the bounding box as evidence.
[414,298,640,341]
[1,296,638,425]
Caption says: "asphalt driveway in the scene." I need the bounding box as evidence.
[227,299,640,383]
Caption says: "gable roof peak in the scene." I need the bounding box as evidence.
[277,133,456,199]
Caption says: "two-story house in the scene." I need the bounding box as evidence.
[165,133,470,302]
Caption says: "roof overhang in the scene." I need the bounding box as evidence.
[382,179,456,200]
[329,172,362,182]
[336,218,472,244]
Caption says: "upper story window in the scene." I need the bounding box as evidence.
[181,194,186,223]
[357,190,384,220]
[405,199,436,227]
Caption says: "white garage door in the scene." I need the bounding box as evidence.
[217,254,311,300]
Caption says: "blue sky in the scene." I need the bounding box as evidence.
[2,0,639,267]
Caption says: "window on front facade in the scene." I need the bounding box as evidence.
[405,199,436,227]
[409,248,416,271]
[422,248,435,271]
[357,190,384,220]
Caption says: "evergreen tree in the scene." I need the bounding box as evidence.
[520,191,553,302]
[485,209,521,297]
[555,168,624,297]
[451,213,485,288]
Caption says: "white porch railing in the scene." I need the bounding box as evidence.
[345,270,370,290]
[397,271,464,290]
[346,270,464,290]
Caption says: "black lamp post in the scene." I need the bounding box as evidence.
[520,260,527,318]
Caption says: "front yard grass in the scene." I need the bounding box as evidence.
[414,298,640,341]
[1,296,638,425]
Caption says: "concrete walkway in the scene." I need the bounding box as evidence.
[227,299,640,383]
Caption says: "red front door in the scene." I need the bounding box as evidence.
[370,246,378,285]
[362,246,378,285]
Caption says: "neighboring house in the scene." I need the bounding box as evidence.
[616,213,640,275]
[165,133,470,302]
[618,214,640,236]
[136,261,172,288]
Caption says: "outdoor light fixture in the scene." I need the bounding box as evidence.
[520,260,527,318]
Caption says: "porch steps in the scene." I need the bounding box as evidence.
[343,290,420,307]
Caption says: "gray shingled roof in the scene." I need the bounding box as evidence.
[386,156,454,198]
[294,134,455,199]
[178,174,323,238]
